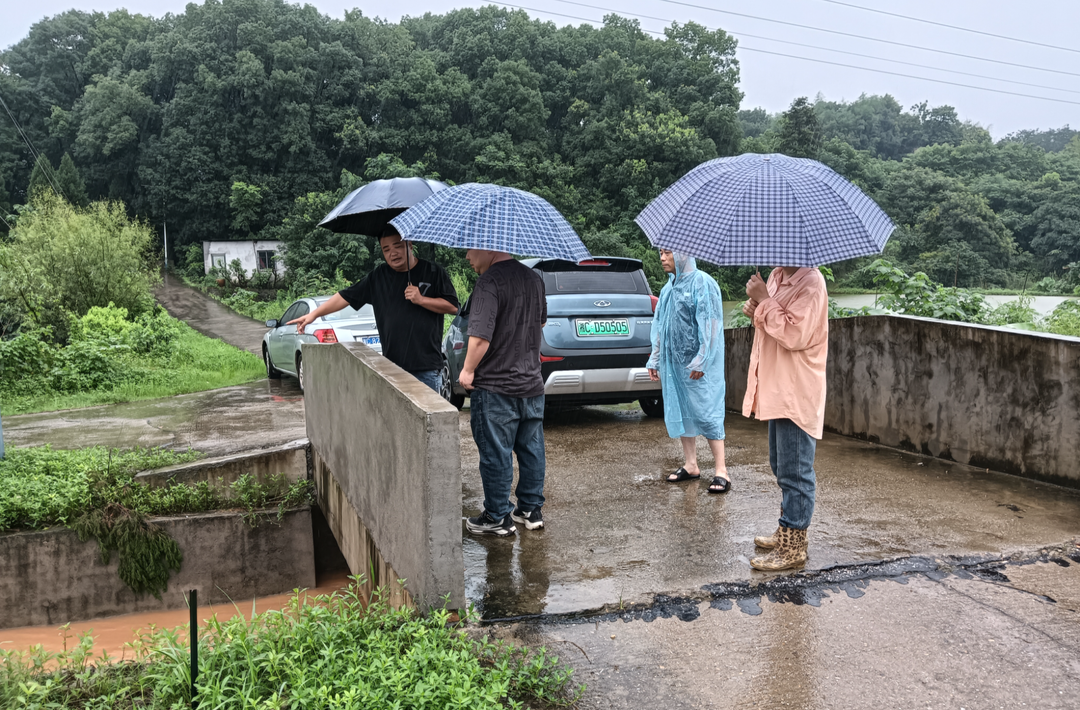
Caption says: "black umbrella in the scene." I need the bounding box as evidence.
[318,177,448,236]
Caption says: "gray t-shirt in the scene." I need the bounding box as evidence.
[468,259,547,398]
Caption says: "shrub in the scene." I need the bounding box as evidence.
[68,303,135,344]
[181,242,206,278]
[50,338,129,392]
[980,296,1038,326]
[1043,300,1080,337]
[1032,276,1063,293]
[868,259,987,322]
[127,305,184,356]
[0,327,56,382]
[0,192,158,336]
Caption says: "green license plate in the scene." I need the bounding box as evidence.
[576,318,630,337]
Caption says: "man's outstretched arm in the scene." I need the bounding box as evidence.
[288,293,350,334]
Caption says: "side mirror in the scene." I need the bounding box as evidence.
[265,319,278,328]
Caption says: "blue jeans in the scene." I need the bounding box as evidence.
[768,418,817,530]
[469,388,546,521]
[408,369,441,393]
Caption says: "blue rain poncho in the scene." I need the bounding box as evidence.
[646,252,726,440]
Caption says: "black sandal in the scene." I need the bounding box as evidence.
[707,475,731,494]
[665,467,700,483]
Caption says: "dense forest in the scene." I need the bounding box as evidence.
[2,0,1079,297]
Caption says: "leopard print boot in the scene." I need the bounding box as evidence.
[754,528,780,549]
[750,526,808,571]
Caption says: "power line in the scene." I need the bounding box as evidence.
[494,2,1080,106]
[0,92,69,201]
[737,47,1080,106]
[551,0,1080,96]
[655,0,1080,78]
[816,0,1080,55]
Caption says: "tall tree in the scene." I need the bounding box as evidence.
[777,97,822,159]
[55,153,88,206]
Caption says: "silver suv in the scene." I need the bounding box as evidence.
[440,257,663,416]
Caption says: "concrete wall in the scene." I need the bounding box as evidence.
[303,342,464,610]
[725,315,1080,486]
[136,439,309,495]
[1,509,315,629]
[203,240,285,276]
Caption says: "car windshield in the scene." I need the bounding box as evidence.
[321,303,374,322]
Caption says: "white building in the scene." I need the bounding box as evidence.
[202,240,286,276]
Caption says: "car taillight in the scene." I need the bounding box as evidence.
[650,295,659,313]
[313,329,338,343]
[540,355,564,363]
[453,341,464,350]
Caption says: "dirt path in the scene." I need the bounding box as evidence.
[154,274,269,355]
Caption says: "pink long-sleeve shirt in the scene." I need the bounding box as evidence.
[742,267,829,439]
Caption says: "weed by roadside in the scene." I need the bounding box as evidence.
[0,583,582,709]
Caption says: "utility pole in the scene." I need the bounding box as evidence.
[163,221,169,269]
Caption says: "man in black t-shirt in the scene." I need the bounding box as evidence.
[459,249,548,537]
[289,227,460,391]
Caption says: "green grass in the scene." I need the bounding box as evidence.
[0,324,265,415]
[0,585,581,709]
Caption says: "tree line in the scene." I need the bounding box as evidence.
[2,1,1078,299]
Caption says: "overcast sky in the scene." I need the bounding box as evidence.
[4,0,1078,138]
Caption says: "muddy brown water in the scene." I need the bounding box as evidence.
[0,573,354,659]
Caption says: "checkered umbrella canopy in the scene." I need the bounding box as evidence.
[635,153,895,266]
[389,183,591,263]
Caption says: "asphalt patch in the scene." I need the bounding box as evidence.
[477,543,1080,626]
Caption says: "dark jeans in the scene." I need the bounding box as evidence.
[408,369,441,393]
[768,418,817,530]
[469,388,546,521]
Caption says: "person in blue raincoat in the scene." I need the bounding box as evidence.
[647,249,731,493]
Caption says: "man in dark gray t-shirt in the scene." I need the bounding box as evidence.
[459,250,547,537]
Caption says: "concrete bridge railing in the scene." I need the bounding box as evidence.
[303,342,464,610]
[726,315,1080,487]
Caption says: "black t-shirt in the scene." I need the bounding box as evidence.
[338,259,459,372]
[468,259,547,398]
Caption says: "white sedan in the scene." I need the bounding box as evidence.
[262,296,380,390]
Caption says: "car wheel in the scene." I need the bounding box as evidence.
[440,358,465,410]
[296,354,305,392]
[639,396,664,418]
[264,346,282,379]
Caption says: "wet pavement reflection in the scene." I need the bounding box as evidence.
[3,379,305,456]
[460,404,1080,620]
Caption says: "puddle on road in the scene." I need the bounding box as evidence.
[464,529,627,619]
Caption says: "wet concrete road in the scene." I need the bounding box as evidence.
[463,406,1080,707]
[2,380,305,456]
[460,406,1080,619]
[154,274,270,355]
[490,553,1080,709]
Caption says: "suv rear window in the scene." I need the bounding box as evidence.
[543,270,649,294]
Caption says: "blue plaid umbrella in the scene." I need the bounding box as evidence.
[389,183,591,263]
[635,153,895,266]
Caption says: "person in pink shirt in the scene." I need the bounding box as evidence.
[742,266,829,571]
